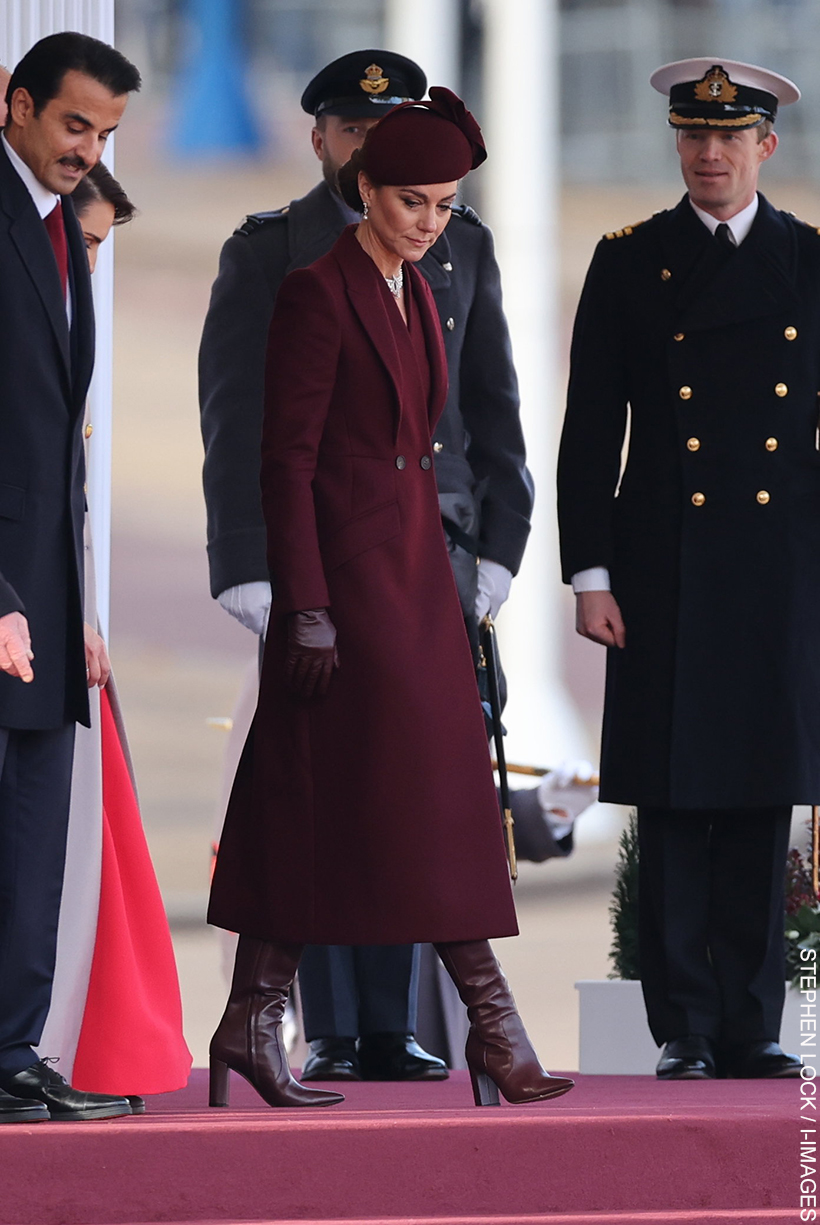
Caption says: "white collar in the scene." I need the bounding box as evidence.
[1,132,60,220]
[689,194,759,247]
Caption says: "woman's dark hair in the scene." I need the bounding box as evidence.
[72,161,136,226]
[4,31,141,126]
[337,150,371,214]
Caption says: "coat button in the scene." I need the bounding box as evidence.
[679,386,692,400]
[446,317,455,331]
[757,490,771,504]
[686,437,700,451]
[420,456,432,470]
[691,492,706,507]
[84,424,93,438]
[395,455,406,470]
[775,383,788,397]
[661,268,672,281]
[785,326,797,340]
[433,442,443,452]
[442,262,453,272]
[673,332,685,342]
[765,437,778,451]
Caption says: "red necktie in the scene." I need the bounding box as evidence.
[43,199,68,300]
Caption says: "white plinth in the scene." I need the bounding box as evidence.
[576,978,803,1074]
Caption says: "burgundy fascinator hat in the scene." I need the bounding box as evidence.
[355,86,486,185]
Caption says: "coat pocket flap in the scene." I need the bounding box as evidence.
[322,501,401,572]
[0,484,26,521]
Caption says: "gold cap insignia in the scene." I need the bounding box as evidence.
[359,64,390,95]
[694,66,738,104]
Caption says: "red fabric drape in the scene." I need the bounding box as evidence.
[72,687,192,1094]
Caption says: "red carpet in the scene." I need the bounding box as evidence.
[0,1070,797,1224]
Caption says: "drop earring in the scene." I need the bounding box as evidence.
[362,202,369,220]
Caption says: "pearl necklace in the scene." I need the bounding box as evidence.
[384,266,404,298]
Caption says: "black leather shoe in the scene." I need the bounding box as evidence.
[0,1060,132,1121]
[358,1034,449,1081]
[126,1096,146,1114]
[720,1041,801,1079]
[301,1038,362,1081]
[656,1036,716,1080]
[0,1087,48,1123]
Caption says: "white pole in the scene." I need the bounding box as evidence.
[383,0,460,93]
[0,0,116,640]
[482,0,588,763]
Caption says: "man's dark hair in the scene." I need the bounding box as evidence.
[72,161,136,226]
[4,31,141,127]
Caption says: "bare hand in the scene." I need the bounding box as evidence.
[0,611,34,682]
[84,622,111,688]
[575,590,626,649]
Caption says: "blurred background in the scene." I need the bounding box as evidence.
[9,0,820,1070]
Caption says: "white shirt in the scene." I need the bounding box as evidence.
[2,132,71,321]
[571,194,760,595]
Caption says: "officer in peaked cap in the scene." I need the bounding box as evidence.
[558,58,810,1081]
[199,52,533,1082]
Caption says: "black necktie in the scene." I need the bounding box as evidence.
[715,222,736,252]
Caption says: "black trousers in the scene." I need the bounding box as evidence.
[0,723,75,1076]
[299,943,419,1041]
[637,805,791,1048]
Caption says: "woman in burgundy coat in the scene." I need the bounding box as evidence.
[208,90,573,1110]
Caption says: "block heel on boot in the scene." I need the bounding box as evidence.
[470,1068,501,1106]
[209,1057,229,1107]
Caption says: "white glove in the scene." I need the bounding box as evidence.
[217,581,272,637]
[536,758,599,840]
[475,558,513,622]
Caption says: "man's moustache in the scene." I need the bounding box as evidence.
[59,156,88,171]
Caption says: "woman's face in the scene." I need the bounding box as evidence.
[360,177,458,263]
[77,197,115,273]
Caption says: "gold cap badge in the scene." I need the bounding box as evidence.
[694,66,738,104]
[359,64,390,95]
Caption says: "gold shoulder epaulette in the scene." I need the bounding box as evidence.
[791,213,820,237]
[604,219,648,241]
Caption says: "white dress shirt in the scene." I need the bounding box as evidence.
[2,132,71,321]
[570,194,760,595]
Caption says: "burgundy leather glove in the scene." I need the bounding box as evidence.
[285,609,339,699]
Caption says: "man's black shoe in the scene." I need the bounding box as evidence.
[126,1096,146,1114]
[720,1041,801,1079]
[301,1038,362,1081]
[0,1060,132,1121]
[656,1036,716,1080]
[358,1033,449,1081]
[0,1087,48,1123]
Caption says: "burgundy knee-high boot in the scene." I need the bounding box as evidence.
[435,940,574,1106]
[209,936,344,1108]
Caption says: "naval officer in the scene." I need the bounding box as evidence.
[199,51,533,1082]
[558,58,810,1080]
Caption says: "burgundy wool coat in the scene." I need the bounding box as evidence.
[208,225,518,945]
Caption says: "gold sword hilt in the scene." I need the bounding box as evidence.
[504,807,517,882]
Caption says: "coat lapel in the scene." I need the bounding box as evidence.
[666,194,799,331]
[408,263,448,427]
[333,226,405,437]
[0,143,71,381]
[63,192,95,412]
[417,227,453,293]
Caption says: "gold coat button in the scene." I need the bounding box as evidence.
[679,386,692,400]
[757,490,770,504]
[691,492,705,507]
[661,268,672,281]
[785,326,797,341]
[775,383,788,397]
[84,424,93,439]
[765,437,778,452]
[446,317,455,331]
[686,437,700,451]
[673,332,685,342]
[433,442,443,453]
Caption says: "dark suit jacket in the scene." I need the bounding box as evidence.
[199,181,533,609]
[558,193,820,808]
[0,141,93,729]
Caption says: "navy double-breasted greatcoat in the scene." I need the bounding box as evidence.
[558,194,820,809]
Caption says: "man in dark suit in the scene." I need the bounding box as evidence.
[200,51,533,1081]
[0,32,140,1121]
[558,58,809,1080]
